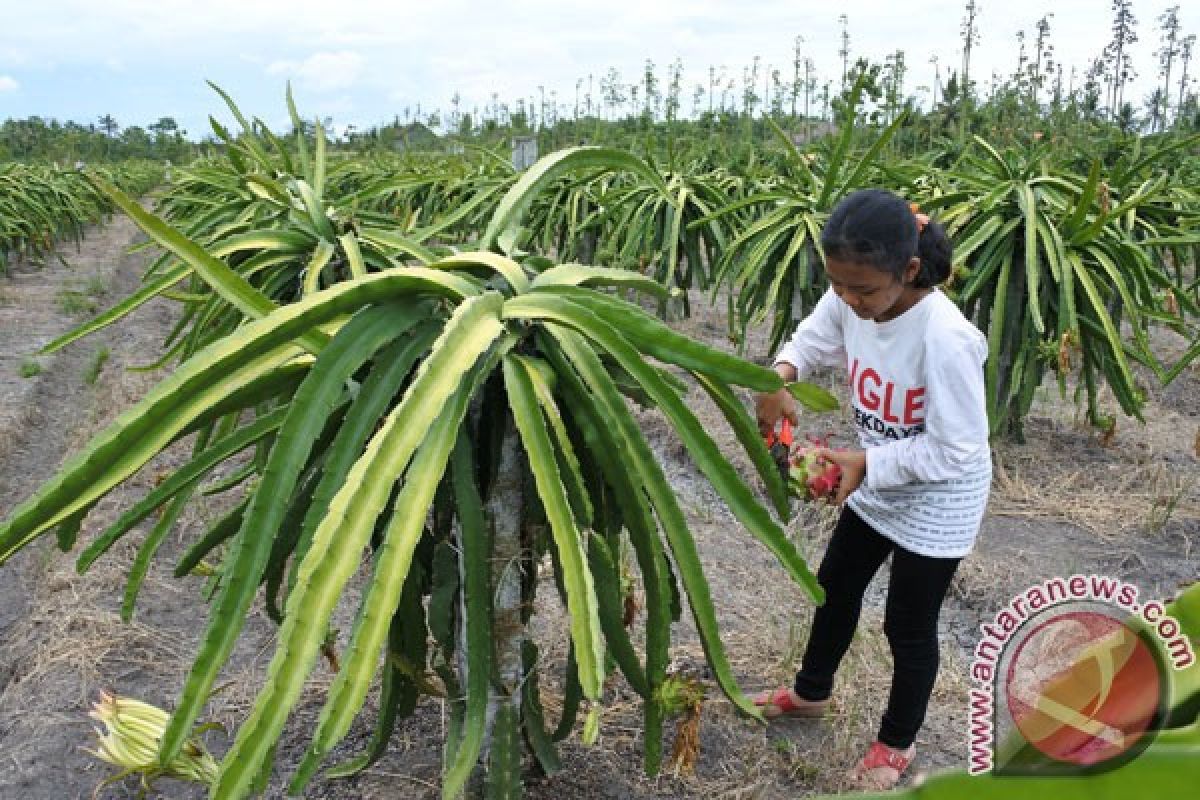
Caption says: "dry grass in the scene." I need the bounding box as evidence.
[0,402,37,462]
[0,534,196,784]
[949,555,1013,611]
[990,436,1200,542]
[0,348,57,463]
[0,576,191,707]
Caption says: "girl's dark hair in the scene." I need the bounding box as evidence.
[820,188,953,288]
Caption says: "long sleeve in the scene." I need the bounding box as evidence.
[864,329,990,490]
[773,289,846,379]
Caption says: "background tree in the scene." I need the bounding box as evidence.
[1180,34,1198,126]
[1157,5,1183,129]
[838,14,851,90]
[642,59,660,122]
[1030,14,1055,108]
[1105,0,1139,120]
[791,35,804,120]
[97,114,119,139]
[602,67,624,121]
[960,0,981,138]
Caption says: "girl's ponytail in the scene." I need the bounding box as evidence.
[913,218,953,288]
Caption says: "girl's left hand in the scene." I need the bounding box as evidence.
[816,448,867,505]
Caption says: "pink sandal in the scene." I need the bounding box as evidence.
[849,740,916,790]
[751,687,829,720]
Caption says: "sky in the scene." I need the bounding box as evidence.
[0,0,1197,139]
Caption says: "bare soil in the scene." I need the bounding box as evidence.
[0,219,1196,799]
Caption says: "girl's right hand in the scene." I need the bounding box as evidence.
[755,387,798,438]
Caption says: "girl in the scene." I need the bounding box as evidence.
[753,188,991,790]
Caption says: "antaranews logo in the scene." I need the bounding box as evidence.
[968,574,1195,776]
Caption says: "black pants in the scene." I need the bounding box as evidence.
[793,507,961,749]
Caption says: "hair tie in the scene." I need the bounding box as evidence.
[909,202,929,234]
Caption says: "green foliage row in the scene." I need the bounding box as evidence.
[115,84,1200,440]
[0,160,163,274]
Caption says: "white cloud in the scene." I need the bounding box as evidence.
[266,50,366,92]
[0,75,18,92]
[0,47,29,66]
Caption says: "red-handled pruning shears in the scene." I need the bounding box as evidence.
[765,417,794,449]
[764,418,794,481]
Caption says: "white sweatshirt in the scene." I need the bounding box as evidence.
[775,288,991,558]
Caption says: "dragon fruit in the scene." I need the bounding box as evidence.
[788,436,844,502]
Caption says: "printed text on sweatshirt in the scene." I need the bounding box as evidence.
[774,288,991,557]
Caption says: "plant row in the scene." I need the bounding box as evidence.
[0,160,164,274]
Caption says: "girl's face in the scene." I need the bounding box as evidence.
[825,256,923,322]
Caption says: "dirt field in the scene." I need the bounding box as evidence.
[0,218,1196,799]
